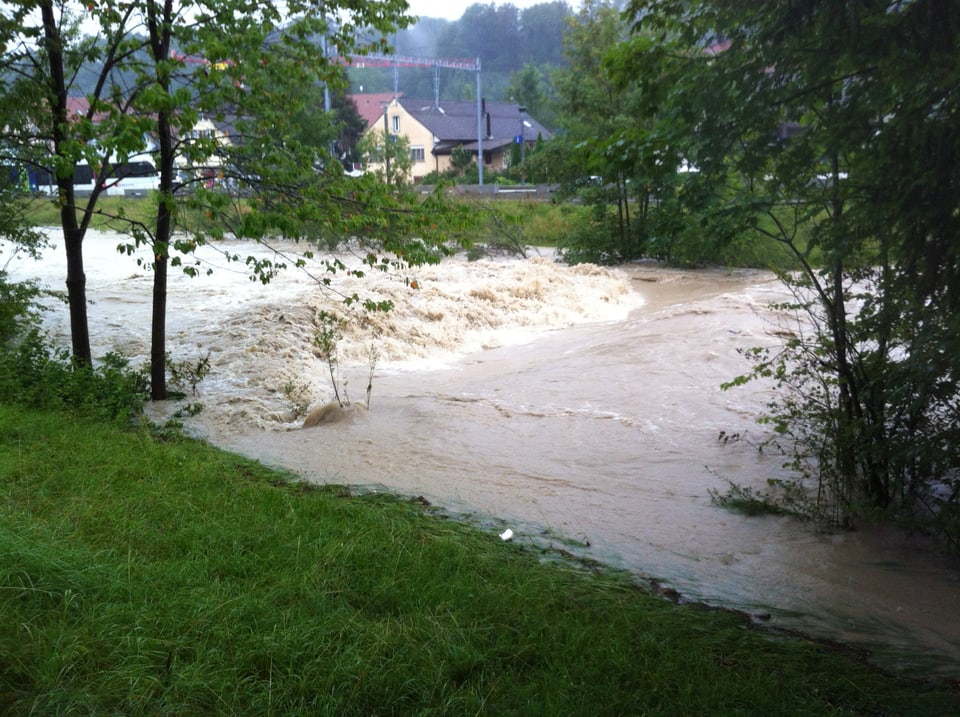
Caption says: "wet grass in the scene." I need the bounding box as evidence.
[22,195,160,230]
[1,403,957,715]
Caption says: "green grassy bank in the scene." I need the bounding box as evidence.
[0,404,956,715]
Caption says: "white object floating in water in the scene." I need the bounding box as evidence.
[499,529,514,542]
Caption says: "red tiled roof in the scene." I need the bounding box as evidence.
[347,92,401,129]
[65,96,111,122]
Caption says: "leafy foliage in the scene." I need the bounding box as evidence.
[0,273,44,347]
[0,330,147,423]
[0,180,53,343]
[1,1,474,403]
[613,0,960,543]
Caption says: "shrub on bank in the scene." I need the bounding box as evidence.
[0,329,147,422]
[0,270,146,423]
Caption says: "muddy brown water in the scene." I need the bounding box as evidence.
[8,230,959,678]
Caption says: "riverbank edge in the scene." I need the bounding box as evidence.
[1,403,958,714]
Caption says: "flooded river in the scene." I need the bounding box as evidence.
[8,229,960,678]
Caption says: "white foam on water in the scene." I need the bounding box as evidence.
[6,232,642,429]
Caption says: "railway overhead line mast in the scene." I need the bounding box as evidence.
[340,53,487,184]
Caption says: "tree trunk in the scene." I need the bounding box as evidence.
[42,0,91,364]
[147,1,176,401]
[63,224,92,365]
[150,246,168,400]
[149,110,174,401]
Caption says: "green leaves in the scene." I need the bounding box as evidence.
[610,0,960,540]
[1,1,462,398]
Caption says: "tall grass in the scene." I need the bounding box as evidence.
[453,199,589,255]
[1,404,956,715]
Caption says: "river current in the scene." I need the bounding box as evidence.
[7,229,959,678]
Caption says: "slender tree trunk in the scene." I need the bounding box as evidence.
[823,150,887,511]
[616,174,627,246]
[63,225,91,364]
[828,262,858,493]
[148,0,175,401]
[42,1,91,364]
[622,178,632,253]
[150,244,168,400]
[149,107,173,401]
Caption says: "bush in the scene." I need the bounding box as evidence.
[557,202,629,265]
[0,271,43,345]
[0,329,147,423]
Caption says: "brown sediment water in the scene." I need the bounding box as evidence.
[9,229,960,678]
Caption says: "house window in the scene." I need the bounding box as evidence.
[411,146,425,163]
[391,115,400,133]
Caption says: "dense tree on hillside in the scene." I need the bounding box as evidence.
[505,62,553,127]
[519,1,569,66]
[619,0,960,542]
[437,3,521,72]
[394,16,449,57]
[355,2,571,107]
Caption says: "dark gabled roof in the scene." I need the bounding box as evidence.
[400,99,552,148]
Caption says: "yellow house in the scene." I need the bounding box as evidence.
[359,97,552,183]
[178,115,232,186]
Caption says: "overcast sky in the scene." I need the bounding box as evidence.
[18,1,575,45]
[405,0,576,22]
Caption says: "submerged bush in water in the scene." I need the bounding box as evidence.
[722,273,960,551]
[312,310,380,412]
[165,351,212,398]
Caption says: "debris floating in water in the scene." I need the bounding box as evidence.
[499,529,514,542]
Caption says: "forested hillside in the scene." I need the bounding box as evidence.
[346,1,570,127]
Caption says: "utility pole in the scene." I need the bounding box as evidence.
[322,33,335,159]
[518,105,526,184]
[476,58,483,186]
[382,102,391,185]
